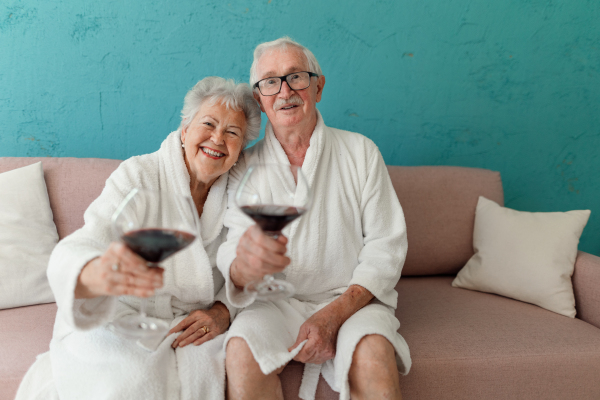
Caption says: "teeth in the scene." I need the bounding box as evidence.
[202,147,224,157]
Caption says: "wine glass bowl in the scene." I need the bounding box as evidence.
[110,188,199,339]
[235,164,312,300]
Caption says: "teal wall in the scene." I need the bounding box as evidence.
[1,0,599,255]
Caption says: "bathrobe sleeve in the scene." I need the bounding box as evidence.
[216,155,257,309]
[347,144,408,309]
[47,160,142,331]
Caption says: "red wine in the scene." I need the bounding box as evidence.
[240,205,306,233]
[121,229,196,263]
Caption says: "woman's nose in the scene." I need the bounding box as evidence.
[211,129,225,145]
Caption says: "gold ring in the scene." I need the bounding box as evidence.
[201,326,209,334]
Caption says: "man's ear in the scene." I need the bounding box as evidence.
[315,75,326,103]
[253,91,266,113]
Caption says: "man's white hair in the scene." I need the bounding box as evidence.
[249,36,323,88]
[180,76,261,147]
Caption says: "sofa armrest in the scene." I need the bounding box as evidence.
[572,251,600,329]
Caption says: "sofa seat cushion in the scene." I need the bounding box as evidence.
[0,303,57,400]
[396,276,600,399]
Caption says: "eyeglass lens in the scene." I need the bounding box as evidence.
[258,72,312,96]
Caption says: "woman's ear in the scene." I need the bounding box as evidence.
[181,121,188,144]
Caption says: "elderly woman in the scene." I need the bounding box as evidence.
[15,77,261,400]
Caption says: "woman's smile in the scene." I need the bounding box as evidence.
[200,146,226,159]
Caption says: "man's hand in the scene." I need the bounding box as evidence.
[230,225,290,288]
[288,305,343,364]
[288,285,375,365]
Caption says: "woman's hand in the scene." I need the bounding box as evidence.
[75,242,164,299]
[230,225,290,288]
[169,302,230,348]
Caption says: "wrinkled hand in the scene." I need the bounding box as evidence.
[75,242,163,299]
[288,306,343,365]
[231,225,290,288]
[169,302,230,348]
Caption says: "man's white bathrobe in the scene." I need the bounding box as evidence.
[16,131,235,400]
[217,111,411,400]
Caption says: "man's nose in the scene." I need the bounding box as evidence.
[279,80,293,97]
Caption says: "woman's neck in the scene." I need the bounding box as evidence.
[189,178,213,217]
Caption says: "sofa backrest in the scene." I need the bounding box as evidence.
[0,157,122,239]
[387,166,504,276]
[0,158,504,277]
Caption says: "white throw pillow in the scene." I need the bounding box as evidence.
[452,196,590,318]
[0,162,58,309]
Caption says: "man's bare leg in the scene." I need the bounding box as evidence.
[226,337,284,400]
[348,334,403,400]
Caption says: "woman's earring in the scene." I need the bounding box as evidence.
[181,143,185,148]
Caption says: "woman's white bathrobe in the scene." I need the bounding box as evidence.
[217,111,412,400]
[16,131,235,400]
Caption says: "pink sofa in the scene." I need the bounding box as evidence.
[1,157,600,400]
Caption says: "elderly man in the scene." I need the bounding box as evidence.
[217,37,411,400]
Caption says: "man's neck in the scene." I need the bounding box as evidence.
[271,112,317,167]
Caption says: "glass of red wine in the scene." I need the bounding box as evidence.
[110,188,199,339]
[235,163,312,300]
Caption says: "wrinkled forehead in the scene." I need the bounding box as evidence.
[256,47,309,79]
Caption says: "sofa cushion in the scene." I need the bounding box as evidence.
[0,303,57,400]
[0,162,58,309]
[395,276,600,399]
[387,166,504,276]
[0,157,122,240]
[452,196,590,318]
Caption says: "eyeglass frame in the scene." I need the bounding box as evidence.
[253,71,320,96]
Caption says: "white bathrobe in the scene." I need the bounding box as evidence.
[217,111,412,400]
[16,131,235,400]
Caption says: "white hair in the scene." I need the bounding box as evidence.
[180,76,261,147]
[249,36,323,88]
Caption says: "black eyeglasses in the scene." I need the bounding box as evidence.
[254,71,319,96]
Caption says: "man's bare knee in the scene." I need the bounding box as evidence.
[354,334,395,361]
[227,337,253,360]
[226,337,284,400]
[349,335,401,399]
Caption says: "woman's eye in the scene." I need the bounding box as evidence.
[204,122,213,127]
[228,131,238,136]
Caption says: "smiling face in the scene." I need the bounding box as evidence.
[181,100,247,186]
[254,47,325,135]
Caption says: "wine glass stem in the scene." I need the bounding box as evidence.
[264,231,282,283]
[140,298,148,318]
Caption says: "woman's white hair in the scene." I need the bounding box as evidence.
[249,36,323,88]
[180,77,261,147]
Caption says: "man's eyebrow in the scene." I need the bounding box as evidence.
[260,68,306,79]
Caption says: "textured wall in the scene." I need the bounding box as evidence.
[1,0,598,255]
